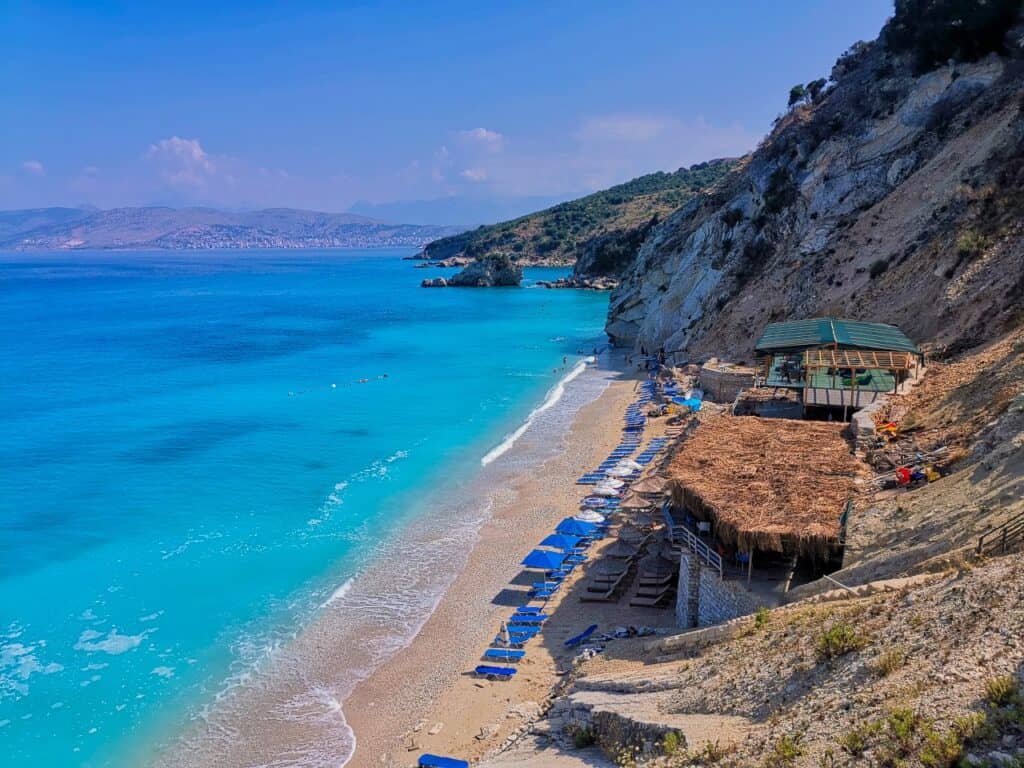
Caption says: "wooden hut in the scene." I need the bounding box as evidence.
[754,317,921,416]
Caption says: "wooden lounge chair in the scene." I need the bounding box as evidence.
[630,585,675,607]
[638,572,675,588]
[581,571,629,602]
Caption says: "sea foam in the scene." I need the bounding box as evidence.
[481,356,594,466]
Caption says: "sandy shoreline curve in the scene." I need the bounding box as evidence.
[343,360,675,767]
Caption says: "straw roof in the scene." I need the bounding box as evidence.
[618,492,656,510]
[666,414,864,556]
[630,476,669,495]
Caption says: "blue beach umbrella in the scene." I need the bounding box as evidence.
[555,518,598,537]
[539,533,583,552]
[521,549,567,570]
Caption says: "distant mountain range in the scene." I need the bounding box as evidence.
[0,207,466,251]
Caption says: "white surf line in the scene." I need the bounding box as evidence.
[480,356,595,466]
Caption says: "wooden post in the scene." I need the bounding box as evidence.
[747,548,754,587]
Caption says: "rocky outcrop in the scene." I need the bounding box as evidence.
[536,276,619,291]
[446,254,523,287]
[608,31,1024,361]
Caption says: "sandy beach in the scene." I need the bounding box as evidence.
[344,363,679,767]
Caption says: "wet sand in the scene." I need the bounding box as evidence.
[344,367,678,767]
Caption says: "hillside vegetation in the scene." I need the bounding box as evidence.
[420,160,734,275]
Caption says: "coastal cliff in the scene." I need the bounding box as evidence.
[608,11,1024,361]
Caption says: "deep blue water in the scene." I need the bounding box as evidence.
[0,249,608,766]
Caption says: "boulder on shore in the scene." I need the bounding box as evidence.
[420,277,448,287]
[446,255,523,287]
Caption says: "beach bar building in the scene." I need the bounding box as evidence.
[754,317,921,416]
[662,414,863,626]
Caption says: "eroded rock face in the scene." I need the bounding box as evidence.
[447,255,523,287]
[608,42,1023,361]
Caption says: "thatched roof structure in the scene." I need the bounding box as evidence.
[618,492,656,510]
[630,476,668,495]
[666,415,864,556]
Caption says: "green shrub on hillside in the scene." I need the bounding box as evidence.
[956,229,988,258]
[985,674,1020,707]
[815,621,867,660]
[762,734,803,768]
[883,0,1021,73]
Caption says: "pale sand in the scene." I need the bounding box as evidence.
[344,368,679,767]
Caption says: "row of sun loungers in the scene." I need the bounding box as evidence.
[442,382,676,768]
[576,391,650,483]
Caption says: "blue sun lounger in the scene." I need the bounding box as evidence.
[419,754,470,768]
[509,612,549,624]
[515,605,544,615]
[507,622,541,633]
[475,664,517,679]
[565,624,599,647]
[483,648,526,662]
[495,628,540,646]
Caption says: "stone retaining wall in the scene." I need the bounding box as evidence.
[675,551,763,628]
[699,363,755,403]
[697,568,763,626]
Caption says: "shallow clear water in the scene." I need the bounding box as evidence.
[0,249,608,766]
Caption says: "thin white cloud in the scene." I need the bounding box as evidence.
[575,115,666,143]
[146,136,216,188]
[459,168,488,182]
[456,128,505,151]
[21,160,45,176]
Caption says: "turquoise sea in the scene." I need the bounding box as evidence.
[0,249,609,766]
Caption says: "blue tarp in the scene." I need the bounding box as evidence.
[555,518,598,537]
[520,549,566,570]
[672,396,703,411]
[539,533,582,551]
[419,755,470,768]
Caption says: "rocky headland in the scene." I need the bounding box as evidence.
[421,254,523,287]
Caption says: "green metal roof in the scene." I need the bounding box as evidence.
[755,318,919,354]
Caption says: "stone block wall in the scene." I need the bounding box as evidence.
[699,363,755,404]
[675,551,762,628]
[697,569,763,627]
[674,552,700,628]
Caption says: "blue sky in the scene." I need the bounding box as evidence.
[1,0,893,222]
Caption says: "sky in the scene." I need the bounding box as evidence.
[1,0,894,223]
